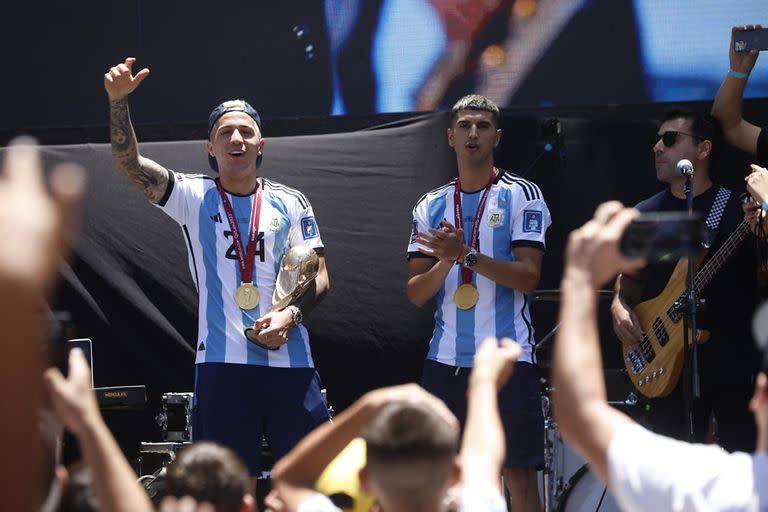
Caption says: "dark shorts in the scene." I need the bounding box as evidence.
[193,363,330,476]
[422,359,544,469]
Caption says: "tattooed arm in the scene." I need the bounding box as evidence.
[105,58,169,204]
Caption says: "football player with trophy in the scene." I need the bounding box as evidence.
[104,57,331,490]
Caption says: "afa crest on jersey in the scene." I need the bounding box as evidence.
[487,208,504,228]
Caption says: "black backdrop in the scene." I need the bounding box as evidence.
[12,104,765,460]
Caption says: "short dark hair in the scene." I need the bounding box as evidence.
[662,108,723,162]
[164,442,248,512]
[363,402,458,497]
[450,94,500,127]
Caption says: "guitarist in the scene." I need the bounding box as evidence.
[611,109,760,452]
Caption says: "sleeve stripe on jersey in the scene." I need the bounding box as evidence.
[512,240,545,251]
[157,170,177,207]
[265,179,309,209]
[501,174,542,201]
[501,170,540,196]
[521,294,535,354]
[502,173,541,201]
[182,224,200,293]
[407,251,436,260]
[183,173,216,180]
[413,180,455,209]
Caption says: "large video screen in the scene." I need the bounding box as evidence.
[6,0,768,131]
[327,0,768,113]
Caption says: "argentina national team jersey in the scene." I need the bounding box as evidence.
[157,171,324,368]
[407,169,551,366]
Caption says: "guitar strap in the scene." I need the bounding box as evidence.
[703,187,731,248]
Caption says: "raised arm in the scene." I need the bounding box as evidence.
[711,25,762,155]
[0,138,85,512]
[460,337,521,490]
[271,384,457,512]
[44,349,154,512]
[553,202,645,483]
[104,57,170,203]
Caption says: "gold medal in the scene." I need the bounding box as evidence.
[454,283,478,310]
[234,283,260,310]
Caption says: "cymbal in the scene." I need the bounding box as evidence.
[532,289,613,302]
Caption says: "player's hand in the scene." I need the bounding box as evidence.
[610,297,644,346]
[470,337,521,389]
[730,25,762,75]
[416,219,465,262]
[252,309,293,349]
[104,57,150,102]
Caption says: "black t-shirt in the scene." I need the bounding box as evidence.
[758,127,768,166]
[635,185,759,384]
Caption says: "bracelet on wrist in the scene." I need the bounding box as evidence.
[761,201,768,212]
[728,69,750,79]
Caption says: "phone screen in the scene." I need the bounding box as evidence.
[734,28,768,52]
[620,212,705,262]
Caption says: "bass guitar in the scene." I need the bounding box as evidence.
[623,220,750,397]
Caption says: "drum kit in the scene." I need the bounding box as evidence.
[539,382,632,512]
[534,289,635,512]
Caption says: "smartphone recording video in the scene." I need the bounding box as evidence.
[734,28,768,52]
[620,212,706,262]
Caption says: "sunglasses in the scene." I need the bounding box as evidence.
[653,130,703,148]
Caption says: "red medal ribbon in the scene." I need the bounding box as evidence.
[453,168,497,285]
[216,179,262,284]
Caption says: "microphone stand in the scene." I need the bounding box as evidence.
[681,171,701,441]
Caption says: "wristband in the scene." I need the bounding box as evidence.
[728,69,750,79]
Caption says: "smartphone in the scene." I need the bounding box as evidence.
[734,28,768,52]
[620,212,706,262]
[68,338,94,387]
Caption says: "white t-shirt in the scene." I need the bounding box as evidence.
[407,169,551,366]
[607,423,768,511]
[296,482,506,512]
[158,172,324,367]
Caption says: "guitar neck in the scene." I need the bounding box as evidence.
[694,220,750,293]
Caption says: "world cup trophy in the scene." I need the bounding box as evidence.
[271,245,319,312]
[243,245,319,350]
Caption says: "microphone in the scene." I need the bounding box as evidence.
[676,159,694,176]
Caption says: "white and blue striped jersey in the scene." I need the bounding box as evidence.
[407,169,551,366]
[157,171,324,368]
